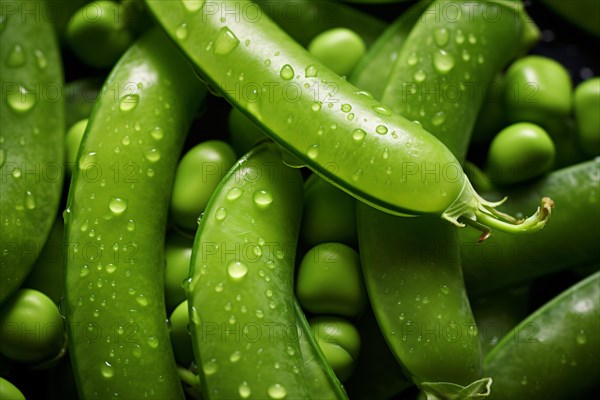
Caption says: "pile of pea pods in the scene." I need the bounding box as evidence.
[1,0,599,399]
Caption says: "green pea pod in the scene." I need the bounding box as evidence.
[0,0,65,305]
[187,143,309,399]
[485,272,600,399]
[146,0,550,236]
[357,1,529,397]
[541,0,600,38]
[294,301,347,399]
[461,158,600,297]
[255,0,386,47]
[64,28,204,399]
[350,0,433,100]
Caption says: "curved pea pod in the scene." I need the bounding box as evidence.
[0,0,65,305]
[147,0,551,235]
[541,0,600,38]
[187,143,310,399]
[485,272,600,399]
[255,0,386,47]
[461,159,600,297]
[0,377,25,400]
[64,28,204,399]
[350,0,433,100]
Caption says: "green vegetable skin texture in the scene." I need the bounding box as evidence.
[64,28,203,399]
[0,0,65,304]
[187,143,318,399]
[461,158,600,296]
[0,377,26,400]
[356,0,524,389]
[485,272,600,399]
[146,0,469,219]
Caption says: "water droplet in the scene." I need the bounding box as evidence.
[433,50,455,74]
[132,344,142,358]
[24,191,35,210]
[144,148,161,162]
[126,219,136,232]
[215,207,227,221]
[214,27,239,55]
[119,94,139,111]
[6,44,25,67]
[176,24,189,40]
[352,169,363,181]
[136,294,149,307]
[150,127,164,140]
[264,59,271,67]
[203,359,219,375]
[372,105,391,116]
[383,147,389,160]
[455,29,465,44]
[461,49,471,62]
[576,330,587,345]
[226,187,243,201]
[80,265,90,277]
[468,33,477,44]
[520,376,528,386]
[407,51,418,66]
[280,64,294,80]
[440,285,450,294]
[7,85,36,113]
[227,260,248,279]
[109,197,128,215]
[347,113,355,121]
[146,336,159,348]
[376,125,388,135]
[230,350,241,363]
[106,264,117,274]
[341,103,352,113]
[414,69,427,83]
[431,111,446,126]
[253,190,273,208]
[101,361,114,378]
[305,64,317,77]
[354,90,374,100]
[306,144,319,159]
[267,384,287,399]
[182,0,204,11]
[265,289,273,298]
[477,54,485,64]
[352,128,366,141]
[239,382,251,398]
[311,101,322,112]
[35,49,49,69]
[433,28,449,47]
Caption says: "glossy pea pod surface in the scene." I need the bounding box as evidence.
[0,0,65,304]
[356,0,525,389]
[146,0,467,217]
[485,272,600,399]
[187,143,311,399]
[64,29,203,399]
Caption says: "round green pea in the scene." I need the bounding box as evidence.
[169,300,194,368]
[296,243,366,317]
[301,175,357,247]
[503,55,572,127]
[66,1,133,68]
[485,122,555,185]
[574,77,600,155]
[0,378,26,400]
[310,316,361,382]
[164,234,193,312]
[308,28,366,77]
[65,118,88,175]
[0,289,65,364]
[227,107,267,157]
[170,140,237,230]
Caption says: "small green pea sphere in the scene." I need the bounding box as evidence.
[503,56,572,127]
[164,234,193,312]
[308,28,366,77]
[170,140,237,230]
[169,300,194,367]
[310,316,361,382]
[0,378,26,400]
[66,1,133,68]
[574,77,600,156]
[301,175,357,247]
[486,122,555,185]
[0,289,65,364]
[227,107,267,157]
[296,243,366,317]
[65,118,88,175]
